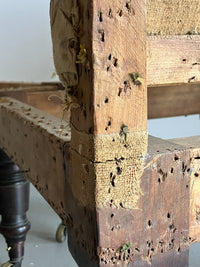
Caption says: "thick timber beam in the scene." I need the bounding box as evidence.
[0,82,66,118]
[1,98,200,265]
[147,35,200,86]
[0,97,70,222]
[51,0,147,266]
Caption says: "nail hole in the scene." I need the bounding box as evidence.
[111,175,116,187]
[113,58,118,67]
[174,155,179,161]
[116,167,122,175]
[108,8,112,17]
[118,10,123,16]
[99,11,103,22]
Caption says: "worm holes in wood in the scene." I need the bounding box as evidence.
[110,173,116,187]
[98,29,105,42]
[167,213,171,219]
[108,8,112,18]
[148,220,152,227]
[113,58,118,67]
[116,167,122,175]
[118,9,123,17]
[125,2,135,15]
[104,98,109,104]
[98,10,103,22]
[108,54,112,60]
[174,155,179,161]
[105,119,111,131]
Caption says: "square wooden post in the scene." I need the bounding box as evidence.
[51,0,147,265]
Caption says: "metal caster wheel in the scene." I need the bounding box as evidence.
[56,223,67,243]
[1,263,14,267]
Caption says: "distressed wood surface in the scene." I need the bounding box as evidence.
[1,99,200,266]
[169,136,200,243]
[0,97,70,222]
[0,83,66,119]
[147,35,200,86]
[50,0,147,265]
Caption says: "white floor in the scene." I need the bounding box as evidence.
[0,184,200,267]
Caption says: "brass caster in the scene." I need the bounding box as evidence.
[1,263,14,267]
[56,223,67,243]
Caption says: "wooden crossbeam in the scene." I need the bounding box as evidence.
[148,83,200,119]
[147,35,200,86]
[0,97,70,221]
[1,98,200,265]
[0,83,66,119]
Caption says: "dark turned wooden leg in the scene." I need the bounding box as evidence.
[0,149,31,267]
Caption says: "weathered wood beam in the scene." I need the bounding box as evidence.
[0,83,66,118]
[148,83,200,119]
[0,82,63,90]
[147,35,200,86]
[0,97,70,222]
[50,0,147,266]
[1,81,200,120]
[169,136,200,243]
[1,98,200,265]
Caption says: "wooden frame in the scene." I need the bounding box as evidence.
[1,0,200,266]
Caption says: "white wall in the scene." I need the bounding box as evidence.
[0,0,57,82]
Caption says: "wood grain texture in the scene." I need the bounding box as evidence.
[1,98,200,265]
[0,97,70,221]
[147,0,200,35]
[0,83,66,119]
[66,0,148,134]
[169,136,200,243]
[147,35,200,86]
[148,84,200,119]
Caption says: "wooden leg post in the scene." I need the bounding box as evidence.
[51,0,148,266]
[0,149,30,267]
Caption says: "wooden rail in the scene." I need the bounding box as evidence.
[1,98,200,265]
